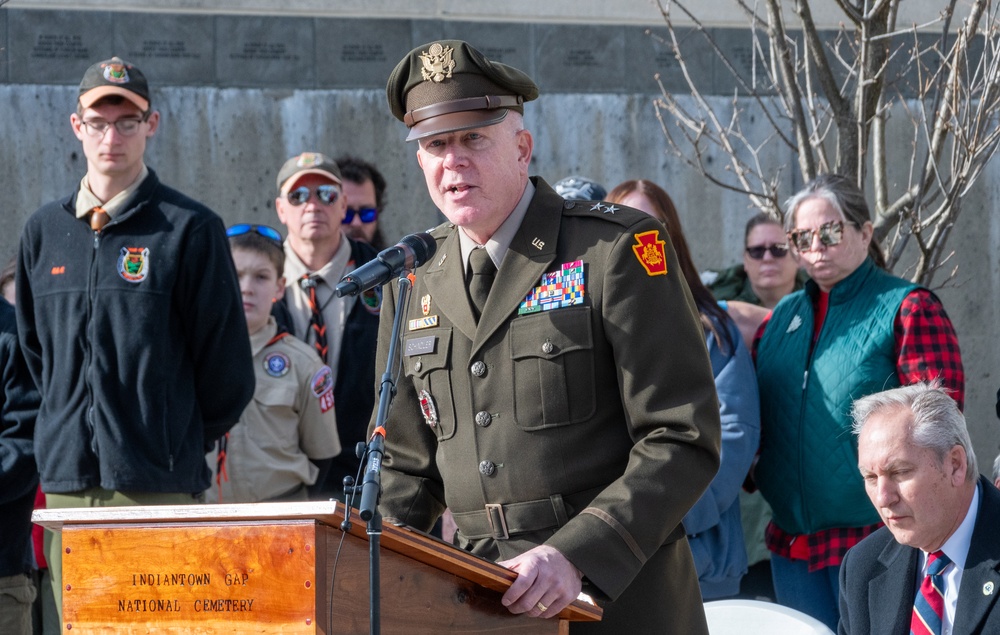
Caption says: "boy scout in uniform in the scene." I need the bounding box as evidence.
[370,41,721,633]
[207,225,341,503]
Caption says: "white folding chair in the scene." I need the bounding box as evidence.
[703,599,836,635]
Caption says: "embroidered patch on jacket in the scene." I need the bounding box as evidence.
[361,286,382,315]
[311,365,335,413]
[632,231,667,276]
[518,260,585,315]
[117,247,149,283]
[263,352,290,377]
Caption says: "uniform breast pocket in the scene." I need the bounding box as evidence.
[247,383,299,451]
[509,306,596,430]
[402,328,457,441]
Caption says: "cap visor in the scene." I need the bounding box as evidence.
[280,169,343,193]
[79,86,149,112]
[406,109,509,142]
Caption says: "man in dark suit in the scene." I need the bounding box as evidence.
[840,382,1000,634]
[369,40,721,633]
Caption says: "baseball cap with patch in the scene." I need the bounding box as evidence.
[386,40,539,142]
[78,56,150,112]
[276,152,343,193]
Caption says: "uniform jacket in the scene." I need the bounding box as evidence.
[16,170,255,494]
[838,477,1000,635]
[273,237,380,492]
[0,299,41,576]
[683,314,760,599]
[756,259,916,534]
[206,318,341,503]
[373,178,721,633]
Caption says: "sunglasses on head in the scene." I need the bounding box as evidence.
[342,206,378,224]
[227,223,283,244]
[788,220,852,252]
[745,244,789,260]
[285,184,340,206]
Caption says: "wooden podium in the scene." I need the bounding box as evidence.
[33,501,602,634]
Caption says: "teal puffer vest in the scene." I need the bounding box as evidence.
[755,259,917,534]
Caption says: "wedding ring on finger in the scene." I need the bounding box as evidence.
[535,601,548,613]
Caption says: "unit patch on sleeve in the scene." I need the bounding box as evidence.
[311,365,335,413]
[518,260,585,315]
[632,231,668,276]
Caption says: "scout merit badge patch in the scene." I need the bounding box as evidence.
[518,260,585,315]
[632,231,668,276]
[263,352,290,377]
[118,247,149,283]
[310,366,335,413]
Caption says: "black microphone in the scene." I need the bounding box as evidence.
[335,232,437,297]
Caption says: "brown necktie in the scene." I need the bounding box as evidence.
[467,247,496,321]
[90,206,110,232]
[300,274,328,361]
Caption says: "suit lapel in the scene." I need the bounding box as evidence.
[955,478,1000,633]
[472,187,560,354]
[871,539,918,635]
[423,228,477,341]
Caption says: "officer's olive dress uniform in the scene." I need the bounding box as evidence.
[373,178,721,633]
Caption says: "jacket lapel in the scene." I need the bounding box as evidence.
[422,228,477,342]
[472,185,560,354]
[871,539,918,634]
[955,478,1000,632]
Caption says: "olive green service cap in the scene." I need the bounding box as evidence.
[386,40,539,141]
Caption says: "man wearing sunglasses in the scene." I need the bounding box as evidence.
[272,152,381,499]
[336,155,388,251]
[15,56,255,625]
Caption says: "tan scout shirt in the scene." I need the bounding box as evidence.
[206,318,341,503]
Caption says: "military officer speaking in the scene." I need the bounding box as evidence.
[370,40,722,633]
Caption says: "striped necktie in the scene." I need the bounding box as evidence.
[911,550,951,635]
[300,274,328,362]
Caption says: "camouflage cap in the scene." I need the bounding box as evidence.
[79,56,150,112]
[276,152,343,193]
[386,40,539,142]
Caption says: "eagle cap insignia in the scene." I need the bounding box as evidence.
[419,43,456,83]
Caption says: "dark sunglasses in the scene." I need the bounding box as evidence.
[745,244,789,260]
[285,184,340,206]
[788,220,850,252]
[342,206,378,224]
[227,223,283,245]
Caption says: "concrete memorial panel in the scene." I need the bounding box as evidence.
[315,19,412,88]
[711,26,782,95]
[625,26,714,95]
[7,9,113,84]
[216,16,314,87]
[113,13,214,86]
[433,21,534,77]
[0,10,8,83]
[535,24,626,94]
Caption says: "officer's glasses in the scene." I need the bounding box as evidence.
[745,244,789,260]
[285,185,340,206]
[226,223,283,245]
[787,220,854,252]
[79,117,148,138]
[342,206,378,224]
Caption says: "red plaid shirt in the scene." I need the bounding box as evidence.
[756,288,964,570]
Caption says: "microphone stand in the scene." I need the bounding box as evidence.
[353,271,414,635]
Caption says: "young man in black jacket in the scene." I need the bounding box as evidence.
[15,57,254,625]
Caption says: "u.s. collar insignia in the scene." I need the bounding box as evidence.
[419,43,455,83]
[361,286,382,315]
[418,389,439,428]
[103,61,130,84]
[117,247,149,283]
[787,315,803,333]
[263,352,290,377]
[421,294,431,316]
[632,231,667,276]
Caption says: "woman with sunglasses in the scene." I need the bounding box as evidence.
[608,179,761,601]
[751,173,965,630]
